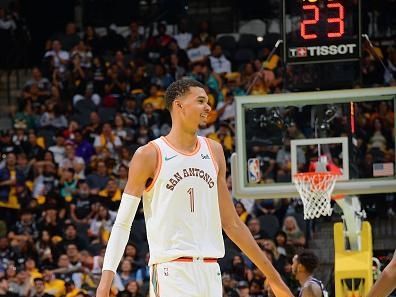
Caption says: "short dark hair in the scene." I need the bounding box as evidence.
[165,79,205,111]
[33,277,44,283]
[297,250,319,273]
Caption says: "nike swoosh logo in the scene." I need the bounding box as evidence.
[165,155,177,161]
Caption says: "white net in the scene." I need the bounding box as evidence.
[293,172,339,219]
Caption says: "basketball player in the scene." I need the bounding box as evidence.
[367,250,396,297]
[96,79,293,297]
[292,251,328,297]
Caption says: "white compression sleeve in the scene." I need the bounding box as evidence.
[102,193,141,273]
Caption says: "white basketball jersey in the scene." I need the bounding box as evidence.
[143,136,225,265]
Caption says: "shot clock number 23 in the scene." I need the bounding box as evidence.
[282,0,361,64]
[301,0,344,39]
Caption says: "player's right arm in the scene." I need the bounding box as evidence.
[367,251,396,297]
[96,143,157,297]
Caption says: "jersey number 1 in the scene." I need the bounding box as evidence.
[187,188,195,212]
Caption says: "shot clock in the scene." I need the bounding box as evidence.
[282,0,361,64]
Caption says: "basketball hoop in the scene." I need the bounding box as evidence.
[293,172,339,219]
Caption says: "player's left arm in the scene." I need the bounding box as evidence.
[207,139,293,297]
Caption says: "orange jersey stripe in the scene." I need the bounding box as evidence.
[145,141,162,192]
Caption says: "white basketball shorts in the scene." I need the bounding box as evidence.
[149,257,222,297]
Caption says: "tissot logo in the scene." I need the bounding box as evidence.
[201,153,210,159]
[289,43,357,58]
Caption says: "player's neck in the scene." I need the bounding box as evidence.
[165,129,198,154]
[299,273,313,286]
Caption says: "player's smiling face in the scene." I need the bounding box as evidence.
[175,86,211,129]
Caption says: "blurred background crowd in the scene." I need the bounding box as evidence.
[0,0,395,296]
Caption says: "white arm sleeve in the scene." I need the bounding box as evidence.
[102,193,141,273]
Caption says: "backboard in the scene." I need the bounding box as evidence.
[232,87,396,199]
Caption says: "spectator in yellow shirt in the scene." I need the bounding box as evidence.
[142,84,165,110]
